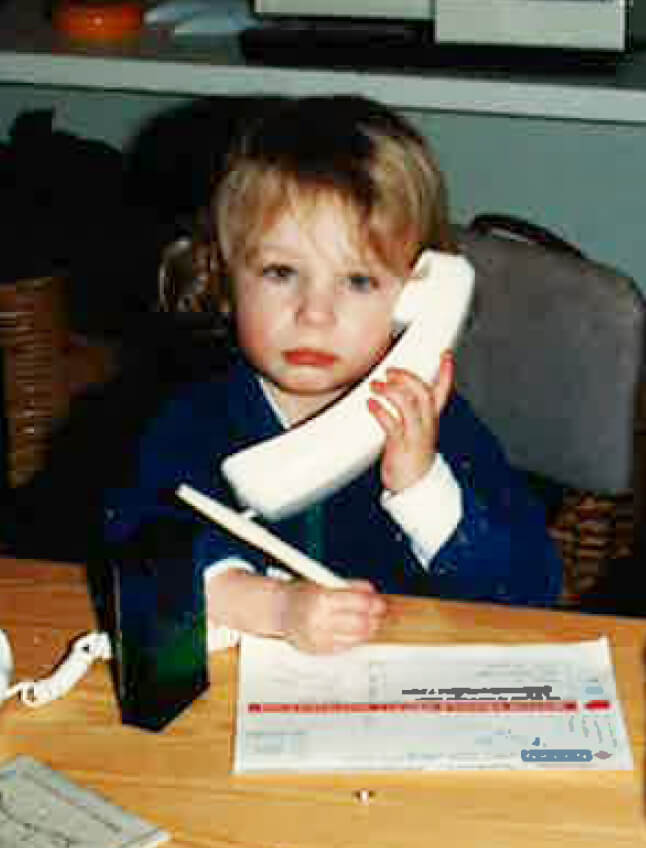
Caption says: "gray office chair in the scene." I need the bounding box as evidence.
[455,216,645,603]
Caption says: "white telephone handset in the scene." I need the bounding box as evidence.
[221,249,475,521]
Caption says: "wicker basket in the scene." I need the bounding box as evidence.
[550,491,636,605]
[0,275,119,491]
[549,375,643,605]
[0,276,70,488]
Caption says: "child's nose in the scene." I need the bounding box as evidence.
[296,281,336,325]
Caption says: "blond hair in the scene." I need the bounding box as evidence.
[159,96,456,314]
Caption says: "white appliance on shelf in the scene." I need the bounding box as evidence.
[253,0,630,52]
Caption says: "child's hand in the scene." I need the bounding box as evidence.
[368,351,454,493]
[281,580,386,654]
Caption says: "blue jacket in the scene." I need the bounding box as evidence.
[105,357,562,606]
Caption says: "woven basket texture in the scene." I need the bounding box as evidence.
[550,491,636,605]
[0,276,69,488]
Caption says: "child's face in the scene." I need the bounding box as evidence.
[230,201,410,422]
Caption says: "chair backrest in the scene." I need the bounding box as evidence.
[455,228,645,496]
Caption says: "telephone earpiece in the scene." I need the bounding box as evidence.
[221,249,475,520]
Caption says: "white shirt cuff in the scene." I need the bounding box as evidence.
[380,453,462,569]
[203,557,256,651]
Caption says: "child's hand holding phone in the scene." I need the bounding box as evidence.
[369,352,455,493]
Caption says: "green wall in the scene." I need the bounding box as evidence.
[408,109,646,293]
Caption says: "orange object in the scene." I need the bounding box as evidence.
[54,1,144,43]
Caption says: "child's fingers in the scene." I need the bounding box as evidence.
[368,356,456,493]
[369,376,422,432]
[329,583,387,619]
[432,351,455,415]
[286,581,386,650]
[318,585,386,649]
[381,353,454,420]
[388,370,434,430]
[369,372,432,437]
[367,393,401,436]
[328,607,385,650]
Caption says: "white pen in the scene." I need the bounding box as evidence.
[176,483,348,590]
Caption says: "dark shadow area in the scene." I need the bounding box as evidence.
[0,108,157,336]
[0,95,284,567]
[239,21,628,76]
[1,315,231,565]
[121,94,288,240]
[576,556,646,618]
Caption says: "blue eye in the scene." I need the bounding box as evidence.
[262,264,295,282]
[347,273,378,292]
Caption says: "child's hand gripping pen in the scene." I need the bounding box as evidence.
[177,484,386,653]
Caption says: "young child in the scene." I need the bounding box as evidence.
[105,95,562,654]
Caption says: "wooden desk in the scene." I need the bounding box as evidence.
[1,557,645,847]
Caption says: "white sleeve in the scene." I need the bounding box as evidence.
[380,453,462,570]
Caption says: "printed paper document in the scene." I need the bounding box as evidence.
[234,635,633,772]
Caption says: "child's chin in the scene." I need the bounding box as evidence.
[281,372,346,397]
[288,379,340,396]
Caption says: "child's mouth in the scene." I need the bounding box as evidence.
[284,349,338,367]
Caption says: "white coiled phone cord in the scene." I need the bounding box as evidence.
[5,632,112,708]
